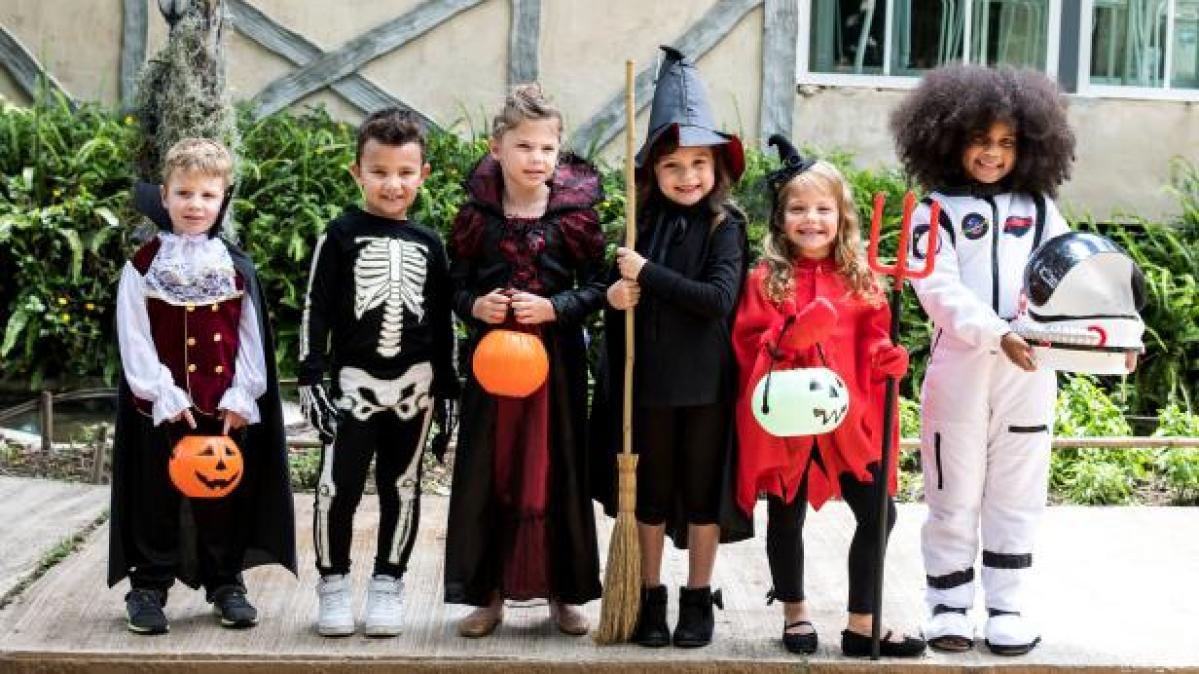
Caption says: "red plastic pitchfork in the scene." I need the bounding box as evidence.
[866,191,940,660]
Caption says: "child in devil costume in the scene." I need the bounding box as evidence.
[444,84,604,638]
[108,138,295,635]
[298,108,459,637]
[890,65,1094,655]
[591,45,753,649]
[731,137,925,658]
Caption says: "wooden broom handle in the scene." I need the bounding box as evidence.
[621,59,636,458]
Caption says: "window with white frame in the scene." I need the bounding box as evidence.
[799,0,1061,85]
[1082,0,1199,96]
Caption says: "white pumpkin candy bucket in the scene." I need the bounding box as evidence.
[751,366,850,437]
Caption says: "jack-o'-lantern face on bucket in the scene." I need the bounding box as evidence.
[169,435,243,498]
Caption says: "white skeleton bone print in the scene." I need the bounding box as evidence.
[336,363,433,421]
[353,237,428,358]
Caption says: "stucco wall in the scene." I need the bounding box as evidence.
[1,0,1194,220]
[790,87,1198,221]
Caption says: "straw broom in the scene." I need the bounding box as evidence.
[594,60,641,645]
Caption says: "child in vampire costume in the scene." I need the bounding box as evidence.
[108,138,295,635]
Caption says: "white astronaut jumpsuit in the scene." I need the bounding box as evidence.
[910,188,1068,650]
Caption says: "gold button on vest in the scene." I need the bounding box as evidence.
[187,337,196,347]
[187,363,197,373]
[210,304,219,312]
[213,333,222,342]
[186,304,195,312]
[214,365,224,374]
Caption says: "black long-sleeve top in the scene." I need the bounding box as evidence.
[627,202,747,407]
[298,206,459,399]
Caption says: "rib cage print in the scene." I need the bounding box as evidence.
[353,237,428,358]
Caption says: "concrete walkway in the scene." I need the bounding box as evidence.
[0,476,108,600]
[0,477,1196,672]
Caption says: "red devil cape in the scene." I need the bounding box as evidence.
[732,259,899,516]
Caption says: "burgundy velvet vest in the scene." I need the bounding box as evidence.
[130,238,245,418]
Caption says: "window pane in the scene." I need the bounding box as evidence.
[810,0,888,73]
[891,0,965,75]
[1090,0,1168,86]
[970,0,1049,69]
[1173,0,1199,88]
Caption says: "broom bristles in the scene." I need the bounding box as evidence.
[594,454,641,644]
[594,510,641,643]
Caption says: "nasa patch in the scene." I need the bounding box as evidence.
[911,223,941,260]
[962,212,989,240]
[1004,215,1033,237]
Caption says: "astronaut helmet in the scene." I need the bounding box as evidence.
[751,367,849,437]
[1011,231,1146,374]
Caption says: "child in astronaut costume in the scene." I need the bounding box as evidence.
[889,65,1123,655]
[299,108,458,637]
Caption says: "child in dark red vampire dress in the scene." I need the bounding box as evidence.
[731,136,925,658]
[108,138,295,635]
[443,84,605,638]
[592,45,752,650]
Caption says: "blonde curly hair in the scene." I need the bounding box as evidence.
[761,161,880,306]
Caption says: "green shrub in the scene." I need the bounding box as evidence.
[1153,403,1199,503]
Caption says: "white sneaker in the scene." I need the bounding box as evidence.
[984,610,1040,656]
[364,574,404,637]
[316,574,355,636]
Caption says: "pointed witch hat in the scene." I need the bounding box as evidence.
[765,134,817,214]
[635,45,744,180]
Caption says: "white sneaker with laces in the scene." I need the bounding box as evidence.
[364,574,404,637]
[316,574,355,636]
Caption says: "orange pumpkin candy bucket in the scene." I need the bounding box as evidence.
[169,434,244,498]
[471,328,549,398]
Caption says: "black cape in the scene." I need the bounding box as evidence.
[589,205,754,549]
[107,240,297,589]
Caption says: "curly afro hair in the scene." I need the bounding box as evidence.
[890,64,1075,196]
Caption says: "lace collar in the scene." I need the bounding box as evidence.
[144,232,241,305]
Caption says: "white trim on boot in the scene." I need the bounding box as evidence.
[984,610,1041,656]
[923,606,975,651]
[316,574,355,637]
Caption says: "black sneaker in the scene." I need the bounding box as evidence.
[125,588,169,635]
[211,586,258,629]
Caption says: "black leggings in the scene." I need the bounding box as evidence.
[313,405,430,578]
[633,403,728,526]
[765,451,896,614]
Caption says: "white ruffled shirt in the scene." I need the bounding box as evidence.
[116,232,266,426]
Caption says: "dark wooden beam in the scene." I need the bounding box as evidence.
[759,0,797,142]
[569,0,762,155]
[227,0,436,125]
[249,0,484,118]
[508,0,541,86]
[120,0,149,109]
[0,23,72,103]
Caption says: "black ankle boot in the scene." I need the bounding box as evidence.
[632,585,670,647]
[673,586,723,648]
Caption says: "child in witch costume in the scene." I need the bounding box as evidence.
[298,108,459,637]
[444,84,604,638]
[108,138,295,635]
[731,137,925,657]
[890,65,1093,655]
[591,45,752,649]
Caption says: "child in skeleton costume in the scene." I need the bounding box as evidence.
[108,138,296,636]
[592,46,752,649]
[731,137,926,658]
[444,85,604,639]
[298,109,459,637]
[890,65,1103,655]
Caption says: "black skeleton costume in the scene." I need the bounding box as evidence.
[298,205,458,579]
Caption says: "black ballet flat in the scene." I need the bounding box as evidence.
[841,628,927,658]
[782,620,818,654]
